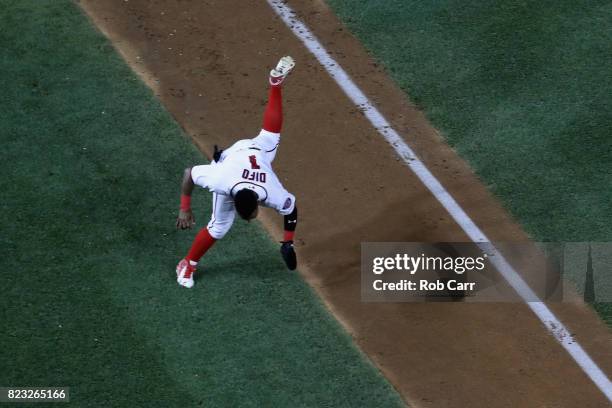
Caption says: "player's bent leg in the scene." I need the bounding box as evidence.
[177,193,235,288]
[206,193,236,240]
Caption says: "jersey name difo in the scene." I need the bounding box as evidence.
[242,168,267,183]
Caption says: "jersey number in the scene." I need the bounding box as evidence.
[249,155,261,170]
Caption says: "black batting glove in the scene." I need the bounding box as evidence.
[280,241,297,270]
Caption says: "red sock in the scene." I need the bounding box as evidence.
[186,228,217,263]
[262,85,282,133]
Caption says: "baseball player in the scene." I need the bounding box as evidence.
[175,56,298,288]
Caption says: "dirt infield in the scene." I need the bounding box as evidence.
[79,0,611,406]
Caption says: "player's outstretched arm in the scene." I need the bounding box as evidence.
[176,167,196,230]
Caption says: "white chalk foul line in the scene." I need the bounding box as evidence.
[266,0,612,401]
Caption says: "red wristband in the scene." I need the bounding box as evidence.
[283,230,295,242]
[180,194,191,211]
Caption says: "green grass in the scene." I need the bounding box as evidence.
[0,1,404,406]
[326,0,612,322]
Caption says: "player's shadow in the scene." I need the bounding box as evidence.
[302,197,505,296]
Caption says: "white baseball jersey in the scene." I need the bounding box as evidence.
[191,138,295,216]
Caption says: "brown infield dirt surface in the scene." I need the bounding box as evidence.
[78,1,612,406]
